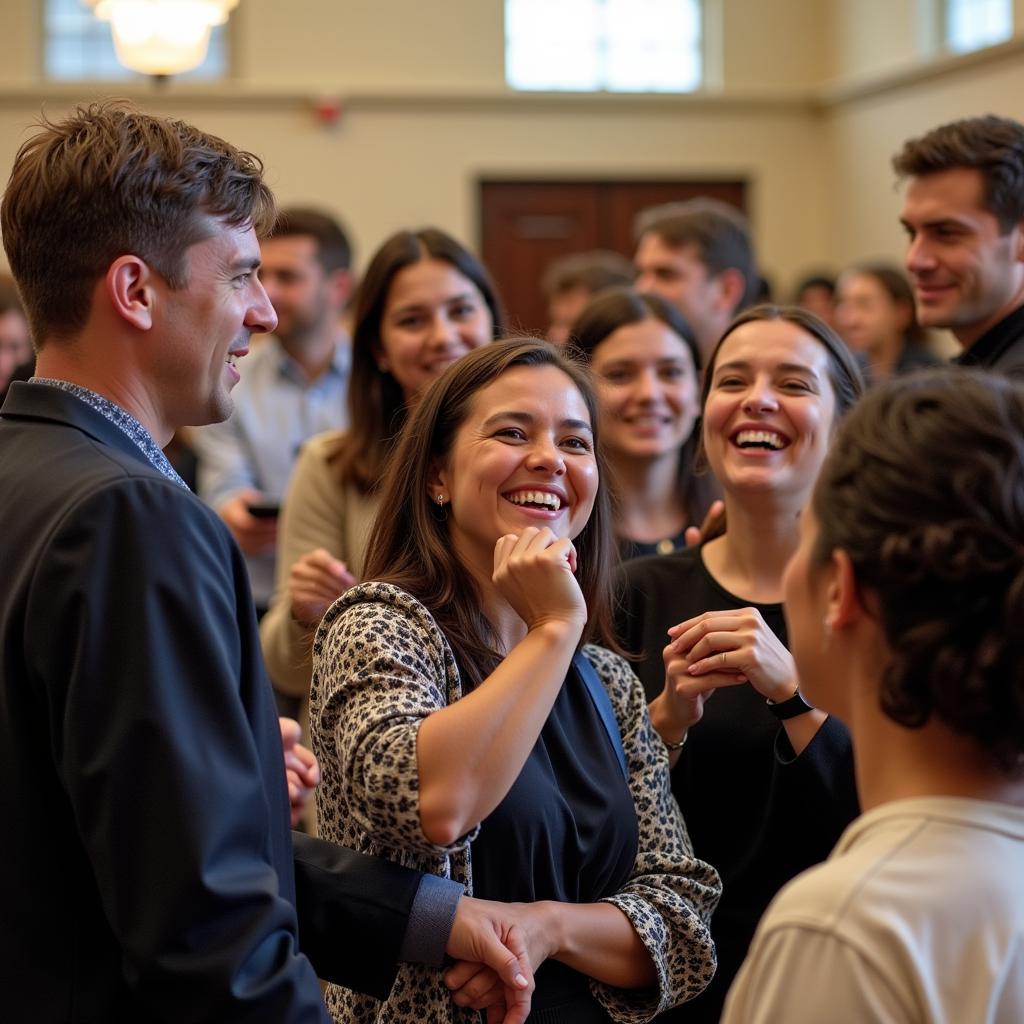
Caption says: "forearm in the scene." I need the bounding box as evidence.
[781,707,828,757]
[544,901,657,990]
[416,620,580,845]
[647,692,686,767]
[260,598,313,696]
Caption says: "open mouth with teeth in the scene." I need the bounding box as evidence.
[503,489,563,511]
[732,429,789,451]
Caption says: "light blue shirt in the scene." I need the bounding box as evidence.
[193,336,350,606]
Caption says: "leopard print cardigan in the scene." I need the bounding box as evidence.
[310,581,721,1023]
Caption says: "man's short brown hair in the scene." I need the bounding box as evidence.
[271,207,352,274]
[541,249,634,299]
[892,115,1024,233]
[1,101,276,344]
[634,197,757,307]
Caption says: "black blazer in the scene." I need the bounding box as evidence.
[0,383,420,1022]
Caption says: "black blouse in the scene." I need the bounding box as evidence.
[471,656,640,1022]
[616,546,858,1024]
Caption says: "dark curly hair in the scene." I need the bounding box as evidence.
[812,368,1024,775]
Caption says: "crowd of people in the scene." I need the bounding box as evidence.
[1,101,1022,1024]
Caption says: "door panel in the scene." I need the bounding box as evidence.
[480,180,747,336]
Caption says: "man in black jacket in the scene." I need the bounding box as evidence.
[0,102,530,1023]
[895,115,1024,376]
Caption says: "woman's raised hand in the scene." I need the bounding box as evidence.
[492,527,586,635]
[668,608,797,704]
[287,547,357,628]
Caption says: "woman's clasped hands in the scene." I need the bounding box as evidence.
[661,607,798,731]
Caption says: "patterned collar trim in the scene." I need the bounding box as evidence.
[29,377,188,490]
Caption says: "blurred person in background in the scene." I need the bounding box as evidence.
[835,263,941,384]
[0,274,32,401]
[570,287,716,559]
[542,249,634,347]
[260,227,503,766]
[634,198,757,362]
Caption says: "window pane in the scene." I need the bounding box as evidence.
[946,0,1012,53]
[506,0,701,93]
[45,0,228,80]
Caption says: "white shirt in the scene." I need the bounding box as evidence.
[722,796,1024,1024]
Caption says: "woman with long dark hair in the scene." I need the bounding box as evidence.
[570,288,715,559]
[834,262,941,384]
[260,227,502,717]
[617,305,864,1022]
[312,339,721,1023]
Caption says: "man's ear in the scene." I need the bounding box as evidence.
[327,268,354,311]
[105,255,155,331]
[1014,220,1024,263]
[714,267,747,315]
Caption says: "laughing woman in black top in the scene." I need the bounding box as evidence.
[617,305,864,1023]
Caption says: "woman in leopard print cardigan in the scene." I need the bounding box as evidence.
[311,340,721,1023]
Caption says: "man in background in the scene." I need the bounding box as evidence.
[193,206,353,616]
[542,248,634,346]
[895,114,1024,376]
[634,197,757,360]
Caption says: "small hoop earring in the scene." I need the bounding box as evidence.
[436,494,445,507]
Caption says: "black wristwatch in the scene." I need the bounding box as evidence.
[766,687,815,720]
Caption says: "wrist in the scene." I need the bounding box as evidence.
[537,900,568,962]
[527,616,585,646]
[762,679,799,705]
[649,691,694,742]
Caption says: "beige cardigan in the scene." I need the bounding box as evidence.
[259,430,380,708]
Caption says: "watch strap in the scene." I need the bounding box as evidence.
[766,687,815,720]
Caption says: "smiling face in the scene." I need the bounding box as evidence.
[378,258,494,400]
[835,272,909,355]
[634,234,731,357]
[591,315,699,464]
[258,233,342,346]
[702,318,837,502]
[434,363,599,579]
[151,219,277,432]
[901,167,1024,348]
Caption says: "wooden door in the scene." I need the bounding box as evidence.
[479,179,747,336]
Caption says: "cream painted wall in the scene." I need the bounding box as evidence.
[0,93,828,294]
[0,0,1022,297]
[0,0,836,289]
[824,51,1024,266]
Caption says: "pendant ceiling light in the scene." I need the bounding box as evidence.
[87,0,239,77]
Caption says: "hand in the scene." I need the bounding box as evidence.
[279,717,320,827]
[219,489,278,555]
[288,548,357,628]
[444,896,543,1024]
[668,608,797,703]
[683,499,725,548]
[656,640,730,735]
[492,528,586,635]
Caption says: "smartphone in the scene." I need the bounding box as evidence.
[247,500,281,520]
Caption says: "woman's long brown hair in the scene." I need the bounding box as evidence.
[362,338,623,687]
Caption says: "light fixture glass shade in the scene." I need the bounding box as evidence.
[88,1,238,76]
